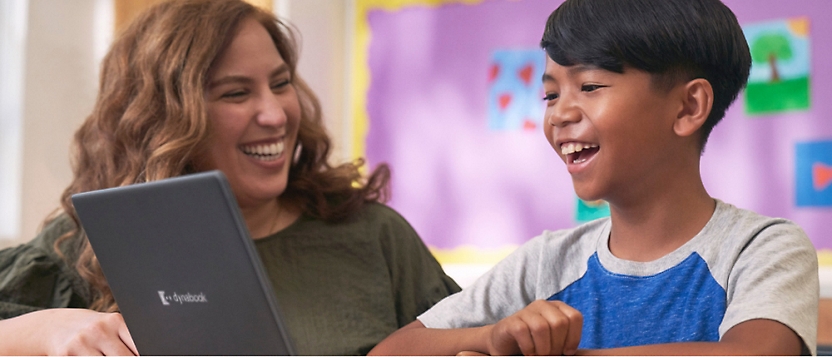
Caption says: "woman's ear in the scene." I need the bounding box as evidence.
[673,78,713,137]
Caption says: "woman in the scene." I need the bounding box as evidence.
[0,0,460,355]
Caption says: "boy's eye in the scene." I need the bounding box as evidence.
[581,84,604,92]
[542,93,559,101]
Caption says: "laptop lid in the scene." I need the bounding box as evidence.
[71,170,296,356]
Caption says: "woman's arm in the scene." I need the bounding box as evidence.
[0,308,137,355]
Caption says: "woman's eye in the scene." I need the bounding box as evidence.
[222,90,247,99]
[271,79,291,90]
[542,93,559,101]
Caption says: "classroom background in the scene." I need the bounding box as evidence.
[1,0,830,339]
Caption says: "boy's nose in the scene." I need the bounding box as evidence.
[546,100,581,128]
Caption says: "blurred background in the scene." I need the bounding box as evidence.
[1,0,831,338]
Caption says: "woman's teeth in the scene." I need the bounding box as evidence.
[240,141,285,161]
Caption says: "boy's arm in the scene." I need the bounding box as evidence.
[579,318,802,355]
[372,316,800,356]
[369,300,583,356]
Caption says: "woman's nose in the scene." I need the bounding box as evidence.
[256,92,288,127]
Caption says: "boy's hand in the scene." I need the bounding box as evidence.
[486,300,582,356]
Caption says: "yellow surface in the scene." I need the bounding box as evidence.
[430,244,518,265]
[819,249,832,266]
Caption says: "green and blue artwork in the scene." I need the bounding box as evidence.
[743,17,810,115]
[576,198,610,223]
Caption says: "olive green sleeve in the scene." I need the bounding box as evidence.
[374,204,462,328]
[0,216,89,319]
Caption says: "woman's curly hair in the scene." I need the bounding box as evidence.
[51,0,390,312]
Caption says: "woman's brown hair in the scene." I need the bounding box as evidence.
[52,0,389,312]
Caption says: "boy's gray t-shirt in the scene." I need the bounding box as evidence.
[419,199,819,354]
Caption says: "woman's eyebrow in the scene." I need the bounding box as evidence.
[208,75,252,89]
[208,64,291,89]
[270,64,290,78]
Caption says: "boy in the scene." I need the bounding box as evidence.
[369,0,818,355]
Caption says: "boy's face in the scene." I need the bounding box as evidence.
[542,57,682,204]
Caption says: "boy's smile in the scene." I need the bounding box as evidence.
[542,57,681,204]
[560,142,599,165]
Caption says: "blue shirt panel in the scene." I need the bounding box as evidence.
[547,252,726,349]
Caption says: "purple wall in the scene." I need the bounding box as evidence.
[363,0,832,250]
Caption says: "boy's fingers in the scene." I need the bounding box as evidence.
[509,322,535,356]
[457,351,489,356]
[555,302,583,355]
[537,305,571,355]
[521,313,552,356]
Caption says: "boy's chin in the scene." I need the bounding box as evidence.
[573,186,604,203]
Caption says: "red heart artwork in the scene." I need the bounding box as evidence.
[499,93,512,110]
[518,64,533,86]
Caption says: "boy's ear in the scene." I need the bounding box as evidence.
[673,78,713,137]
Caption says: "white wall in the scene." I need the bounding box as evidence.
[0,0,28,243]
[281,0,353,165]
[0,0,100,248]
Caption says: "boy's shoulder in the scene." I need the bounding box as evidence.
[509,218,611,268]
[524,199,811,267]
[705,199,810,250]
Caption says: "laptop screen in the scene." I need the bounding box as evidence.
[72,171,296,355]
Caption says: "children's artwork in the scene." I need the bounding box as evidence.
[743,17,811,115]
[796,140,832,207]
[576,199,610,223]
[488,49,545,131]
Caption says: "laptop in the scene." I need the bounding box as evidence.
[71,170,296,356]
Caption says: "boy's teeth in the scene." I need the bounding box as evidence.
[560,142,598,155]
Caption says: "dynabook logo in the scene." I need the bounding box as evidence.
[157,291,208,306]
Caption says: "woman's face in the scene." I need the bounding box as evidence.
[201,17,301,209]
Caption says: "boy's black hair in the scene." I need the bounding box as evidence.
[540,0,751,151]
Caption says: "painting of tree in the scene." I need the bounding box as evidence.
[751,33,793,82]
[743,17,810,115]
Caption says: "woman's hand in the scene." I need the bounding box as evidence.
[0,308,138,355]
[485,300,583,356]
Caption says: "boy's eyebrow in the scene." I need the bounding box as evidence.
[542,64,598,83]
[567,65,596,75]
[208,64,290,88]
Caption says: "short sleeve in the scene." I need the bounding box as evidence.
[373,204,462,327]
[418,235,547,329]
[720,221,818,355]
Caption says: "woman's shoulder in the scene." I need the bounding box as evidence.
[1,214,76,261]
[357,202,406,220]
[30,214,79,253]
[352,202,418,233]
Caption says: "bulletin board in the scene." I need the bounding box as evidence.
[350,0,832,265]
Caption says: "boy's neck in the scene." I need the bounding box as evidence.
[606,170,715,263]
